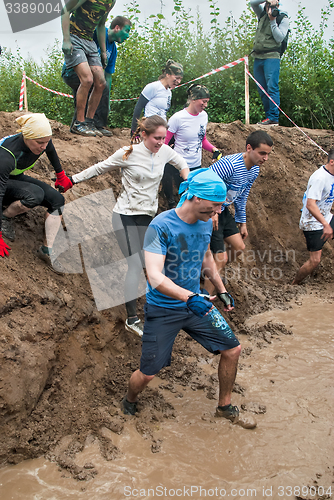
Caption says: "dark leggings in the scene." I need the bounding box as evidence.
[161,163,183,206]
[112,212,152,318]
[3,174,64,213]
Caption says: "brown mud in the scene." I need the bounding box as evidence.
[0,112,333,494]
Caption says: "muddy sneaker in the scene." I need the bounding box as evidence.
[125,318,144,337]
[215,404,240,423]
[71,120,96,136]
[84,118,103,137]
[215,404,257,429]
[36,246,65,275]
[1,216,15,241]
[97,127,113,137]
[121,396,138,415]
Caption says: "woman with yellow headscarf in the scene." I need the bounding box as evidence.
[0,113,73,272]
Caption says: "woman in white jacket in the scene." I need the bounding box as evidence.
[71,115,189,336]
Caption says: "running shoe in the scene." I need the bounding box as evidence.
[1,216,15,241]
[84,118,103,137]
[257,118,279,126]
[121,396,138,415]
[215,404,257,428]
[71,121,96,136]
[97,127,113,137]
[36,246,65,275]
[125,318,144,337]
[215,404,240,423]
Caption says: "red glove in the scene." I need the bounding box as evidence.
[55,171,73,193]
[0,231,11,257]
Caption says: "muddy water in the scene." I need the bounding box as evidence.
[0,294,333,500]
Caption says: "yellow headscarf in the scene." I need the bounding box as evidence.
[16,113,52,139]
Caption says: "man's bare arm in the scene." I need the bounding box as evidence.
[306,198,333,240]
[61,0,87,54]
[145,251,192,302]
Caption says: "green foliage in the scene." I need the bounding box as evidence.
[0,0,333,130]
[0,41,74,124]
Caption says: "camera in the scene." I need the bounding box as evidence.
[266,1,279,17]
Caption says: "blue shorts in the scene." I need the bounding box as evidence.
[140,303,240,376]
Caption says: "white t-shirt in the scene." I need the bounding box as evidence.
[142,81,171,119]
[299,165,334,231]
[167,108,208,170]
[72,143,188,217]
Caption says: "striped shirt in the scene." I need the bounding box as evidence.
[210,153,259,223]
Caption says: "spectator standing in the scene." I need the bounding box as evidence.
[250,0,289,126]
[61,0,116,136]
[62,16,132,137]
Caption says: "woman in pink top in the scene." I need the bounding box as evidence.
[162,84,222,208]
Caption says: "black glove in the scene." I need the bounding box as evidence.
[217,292,235,308]
[212,150,222,161]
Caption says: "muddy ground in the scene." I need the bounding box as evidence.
[0,111,333,482]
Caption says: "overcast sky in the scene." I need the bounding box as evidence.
[0,0,333,61]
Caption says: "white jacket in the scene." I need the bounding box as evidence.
[72,142,188,217]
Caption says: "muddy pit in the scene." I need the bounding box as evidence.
[0,112,333,498]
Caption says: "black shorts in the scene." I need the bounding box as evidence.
[303,216,334,252]
[210,208,239,254]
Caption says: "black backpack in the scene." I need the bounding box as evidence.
[259,10,290,57]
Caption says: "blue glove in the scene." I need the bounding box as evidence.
[187,293,212,317]
[217,292,235,308]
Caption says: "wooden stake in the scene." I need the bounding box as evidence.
[23,71,28,112]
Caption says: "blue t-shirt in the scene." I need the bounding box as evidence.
[62,28,117,77]
[144,210,213,309]
[93,27,117,74]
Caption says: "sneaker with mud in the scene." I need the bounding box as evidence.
[215,404,257,429]
[121,396,137,415]
[97,127,113,137]
[125,318,144,337]
[215,404,240,423]
[84,118,103,137]
[71,120,96,136]
[36,246,65,275]
[1,216,15,241]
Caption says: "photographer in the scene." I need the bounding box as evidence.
[250,0,289,126]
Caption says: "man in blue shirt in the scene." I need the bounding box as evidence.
[62,16,131,136]
[121,169,257,429]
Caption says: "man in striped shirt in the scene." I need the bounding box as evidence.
[204,130,273,294]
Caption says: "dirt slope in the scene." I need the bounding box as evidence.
[0,111,333,470]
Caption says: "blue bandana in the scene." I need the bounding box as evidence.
[177,168,227,206]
